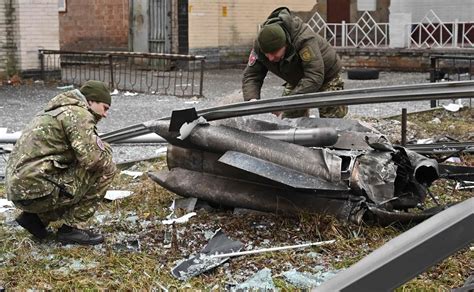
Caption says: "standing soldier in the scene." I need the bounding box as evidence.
[5,80,116,245]
[242,7,348,118]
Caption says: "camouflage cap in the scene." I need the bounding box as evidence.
[257,23,287,53]
[80,80,111,106]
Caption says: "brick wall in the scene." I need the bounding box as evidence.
[0,1,9,76]
[0,0,19,77]
[338,48,474,72]
[17,0,59,71]
[188,1,317,65]
[59,0,129,51]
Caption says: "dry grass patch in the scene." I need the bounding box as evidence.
[0,109,473,290]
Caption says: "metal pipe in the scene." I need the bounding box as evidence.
[148,121,343,182]
[0,132,21,143]
[255,127,338,147]
[0,128,337,147]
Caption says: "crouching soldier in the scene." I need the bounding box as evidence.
[5,80,116,245]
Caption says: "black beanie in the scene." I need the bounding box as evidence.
[80,80,111,106]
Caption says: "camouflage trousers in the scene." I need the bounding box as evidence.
[13,164,116,226]
[281,74,348,119]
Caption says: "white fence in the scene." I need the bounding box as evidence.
[308,11,389,48]
[307,10,473,49]
[410,10,473,48]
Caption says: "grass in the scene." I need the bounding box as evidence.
[0,109,473,290]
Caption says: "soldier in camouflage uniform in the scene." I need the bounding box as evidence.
[5,80,116,245]
[242,7,348,118]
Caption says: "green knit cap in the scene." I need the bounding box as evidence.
[257,23,287,53]
[80,80,111,106]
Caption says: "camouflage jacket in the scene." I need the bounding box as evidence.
[242,7,342,101]
[6,89,114,201]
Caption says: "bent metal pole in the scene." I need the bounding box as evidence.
[101,80,474,143]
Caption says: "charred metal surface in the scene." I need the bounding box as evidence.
[148,120,343,183]
[364,205,444,226]
[218,151,349,190]
[187,125,343,183]
[438,164,474,181]
[167,145,281,185]
[350,151,398,204]
[146,115,450,225]
[148,169,358,220]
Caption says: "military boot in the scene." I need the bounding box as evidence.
[57,224,104,245]
[15,212,49,239]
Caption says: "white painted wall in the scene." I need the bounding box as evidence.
[390,0,474,22]
[389,13,411,48]
[17,0,59,70]
[357,0,376,12]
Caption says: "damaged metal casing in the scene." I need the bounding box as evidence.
[147,115,441,225]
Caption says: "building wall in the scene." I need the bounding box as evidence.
[0,0,20,77]
[17,0,59,71]
[188,1,317,65]
[390,0,473,22]
[59,0,129,51]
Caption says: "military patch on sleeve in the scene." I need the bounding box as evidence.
[248,49,258,66]
[96,136,105,151]
[299,46,315,62]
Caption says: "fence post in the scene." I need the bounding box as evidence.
[39,50,45,81]
[429,56,437,108]
[199,59,205,97]
[453,19,459,48]
[401,108,407,146]
[108,54,114,90]
[342,21,346,47]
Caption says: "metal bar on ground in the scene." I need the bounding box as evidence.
[404,142,474,154]
[210,240,336,259]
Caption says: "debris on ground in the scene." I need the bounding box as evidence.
[171,229,244,280]
[234,268,276,291]
[282,268,339,289]
[104,190,134,201]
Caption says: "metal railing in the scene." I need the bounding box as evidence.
[410,10,474,48]
[39,50,206,97]
[308,11,389,48]
[429,54,474,107]
[308,10,473,49]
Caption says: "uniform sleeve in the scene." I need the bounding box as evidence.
[290,39,325,95]
[242,52,268,101]
[60,107,114,173]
